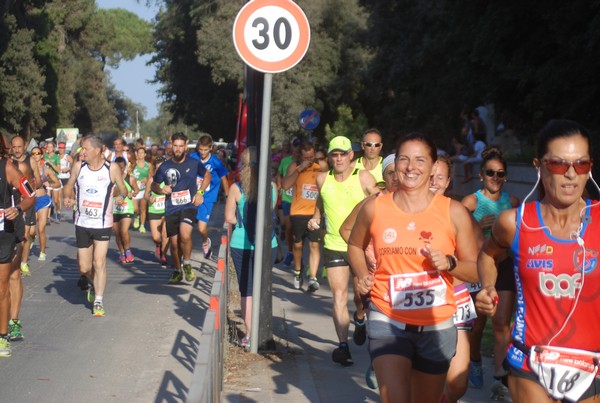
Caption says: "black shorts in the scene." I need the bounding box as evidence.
[323,248,349,268]
[496,256,516,293]
[147,212,164,221]
[290,215,322,244]
[114,213,133,222]
[13,216,25,244]
[60,178,69,186]
[165,208,197,237]
[0,230,18,263]
[24,207,36,226]
[75,226,112,248]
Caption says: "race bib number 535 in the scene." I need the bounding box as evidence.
[389,271,447,310]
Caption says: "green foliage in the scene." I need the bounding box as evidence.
[324,104,367,143]
[0,16,48,137]
[86,8,153,68]
[0,1,154,138]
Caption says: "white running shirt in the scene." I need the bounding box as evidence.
[75,161,114,228]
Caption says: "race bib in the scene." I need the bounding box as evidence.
[82,200,103,219]
[154,195,165,210]
[172,189,191,206]
[284,187,294,197]
[453,286,477,324]
[0,209,4,231]
[301,184,318,200]
[389,271,447,310]
[114,201,128,213]
[468,282,482,293]
[196,177,210,193]
[530,345,599,401]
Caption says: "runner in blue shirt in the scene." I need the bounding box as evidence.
[189,135,230,259]
[152,132,211,284]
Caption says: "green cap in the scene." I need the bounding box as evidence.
[327,136,352,154]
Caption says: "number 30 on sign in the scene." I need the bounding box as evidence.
[233,0,311,74]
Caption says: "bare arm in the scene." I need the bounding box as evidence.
[110,162,128,198]
[224,183,240,225]
[359,169,379,196]
[340,196,371,243]
[476,208,517,316]
[63,161,82,204]
[347,197,376,295]
[5,160,35,218]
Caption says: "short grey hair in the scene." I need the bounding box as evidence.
[82,134,103,150]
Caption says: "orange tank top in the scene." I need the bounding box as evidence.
[290,163,321,216]
[370,192,457,325]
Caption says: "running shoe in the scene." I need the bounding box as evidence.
[154,245,161,261]
[20,262,30,277]
[293,271,302,290]
[353,311,367,346]
[490,379,509,401]
[93,302,105,317]
[133,215,140,229]
[283,252,294,267]
[365,364,378,390]
[125,249,134,263]
[139,226,146,233]
[8,320,24,341]
[182,263,195,282]
[307,277,320,292]
[38,252,46,261]
[469,360,484,389]
[77,275,89,291]
[160,254,167,268]
[87,285,95,303]
[202,238,212,259]
[168,270,183,284]
[0,337,11,358]
[118,253,126,264]
[332,342,354,366]
[240,336,251,352]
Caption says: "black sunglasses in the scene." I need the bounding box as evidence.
[363,142,382,148]
[483,169,506,179]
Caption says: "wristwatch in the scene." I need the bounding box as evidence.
[446,255,457,272]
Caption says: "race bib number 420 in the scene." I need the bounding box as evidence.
[389,271,447,310]
[530,345,600,401]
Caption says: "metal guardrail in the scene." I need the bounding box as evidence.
[187,223,230,402]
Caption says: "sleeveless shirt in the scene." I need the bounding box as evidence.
[291,162,321,216]
[75,161,114,228]
[506,200,600,372]
[321,168,365,251]
[370,193,457,325]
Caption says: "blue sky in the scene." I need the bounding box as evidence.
[97,0,160,119]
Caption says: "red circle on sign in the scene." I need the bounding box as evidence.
[233,0,310,73]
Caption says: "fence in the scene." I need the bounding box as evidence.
[187,223,230,402]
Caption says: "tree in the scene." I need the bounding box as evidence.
[0,15,48,138]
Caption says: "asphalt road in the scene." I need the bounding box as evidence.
[0,205,223,403]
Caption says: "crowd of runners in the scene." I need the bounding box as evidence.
[266,120,600,403]
[1,118,600,403]
[0,132,231,360]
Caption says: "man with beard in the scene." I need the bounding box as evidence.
[151,132,211,284]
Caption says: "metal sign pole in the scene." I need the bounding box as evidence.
[250,73,273,353]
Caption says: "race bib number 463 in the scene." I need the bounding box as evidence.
[82,200,103,218]
[389,271,447,310]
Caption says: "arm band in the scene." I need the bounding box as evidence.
[19,177,35,198]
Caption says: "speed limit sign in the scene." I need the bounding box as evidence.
[233,0,311,73]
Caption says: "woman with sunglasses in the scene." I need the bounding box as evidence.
[461,146,519,398]
[476,119,600,402]
[30,147,61,261]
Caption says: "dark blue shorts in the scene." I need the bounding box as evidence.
[231,246,276,297]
